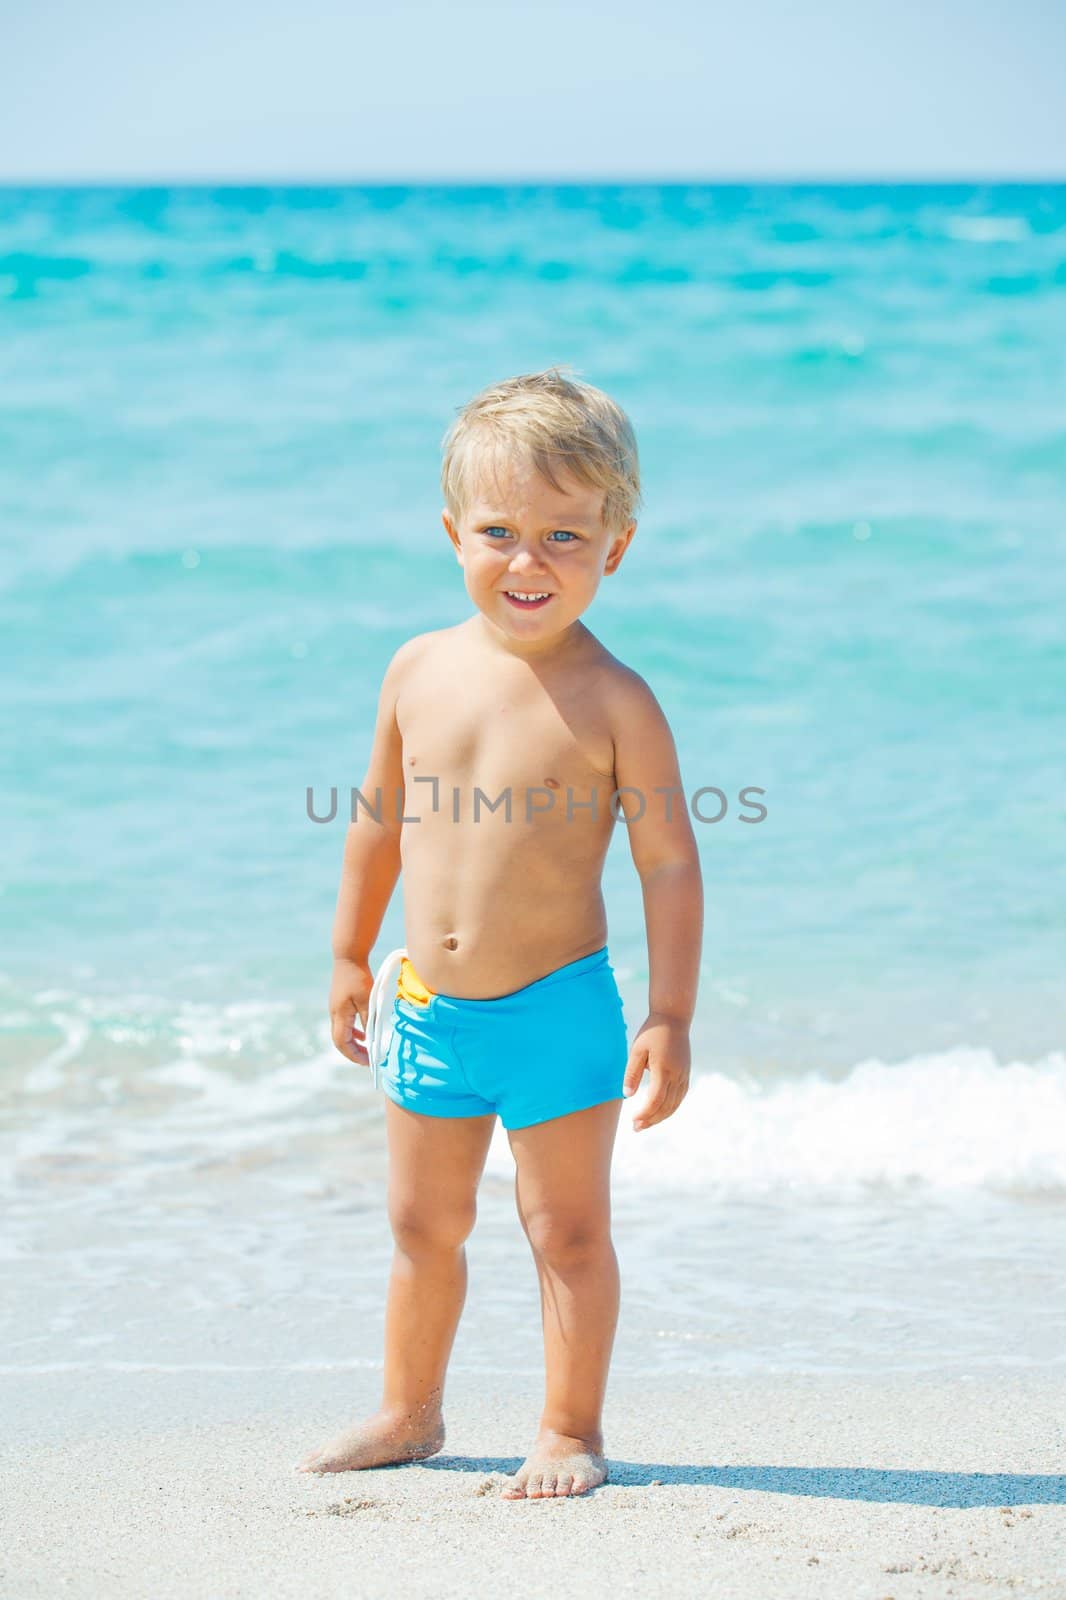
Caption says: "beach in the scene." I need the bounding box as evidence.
[5,1367,1064,1598]
[3,182,1065,1595]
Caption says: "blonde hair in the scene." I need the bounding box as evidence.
[441,367,641,532]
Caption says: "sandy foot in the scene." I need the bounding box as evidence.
[501,1430,609,1499]
[295,1408,445,1474]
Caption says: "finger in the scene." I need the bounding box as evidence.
[635,1078,688,1131]
[350,1012,371,1066]
[632,1072,682,1131]
[331,1017,369,1067]
[632,1066,669,1127]
[349,1032,371,1067]
[622,1051,647,1098]
[636,1091,679,1130]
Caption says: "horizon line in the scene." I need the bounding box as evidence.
[1,173,1064,190]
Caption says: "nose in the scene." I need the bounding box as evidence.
[507,544,547,574]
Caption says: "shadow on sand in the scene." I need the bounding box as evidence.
[422,1455,1066,1507]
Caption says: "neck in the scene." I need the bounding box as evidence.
[471,611,588,663]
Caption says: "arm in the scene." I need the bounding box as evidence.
[329,642,413,1065]
[609,671,704,1130]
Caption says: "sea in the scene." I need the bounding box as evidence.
[2,184,1064,1392]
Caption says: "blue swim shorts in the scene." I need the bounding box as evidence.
[381,947,629,1130]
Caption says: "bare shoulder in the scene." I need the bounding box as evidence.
[595,648,671,738]
[381,626,462,697]
[575,642,676,787]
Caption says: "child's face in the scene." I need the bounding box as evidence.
[442,452,635,646]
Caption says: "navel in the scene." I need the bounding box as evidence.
[544,777,560,790]
[442,934,459,951]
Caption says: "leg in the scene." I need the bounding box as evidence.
[297,1100,497,1473]
[501,1098,622,1499]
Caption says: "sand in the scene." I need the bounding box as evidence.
[2,1366,1064,1599]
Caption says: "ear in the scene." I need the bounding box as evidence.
[442,508,464,564]
[603,521,636,576]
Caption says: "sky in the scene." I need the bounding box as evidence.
[1,0,1064,182]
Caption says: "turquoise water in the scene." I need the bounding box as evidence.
[4,188,1066,1386]
[3,184,1064,1067]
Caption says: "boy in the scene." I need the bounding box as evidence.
[298,369,703,1498]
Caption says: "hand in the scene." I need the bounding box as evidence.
[329,957,374,1067]
[622,1013,691,1131]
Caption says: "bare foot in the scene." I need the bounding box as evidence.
[296,1406,445,1474]
[501,1429,609,1499]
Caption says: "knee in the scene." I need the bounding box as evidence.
[389,1194,476,1256]
[521,1207,611,1269]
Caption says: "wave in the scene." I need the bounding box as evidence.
[570,1047,1066,1198]
[944,215,1031,243]
[6,984,1065,1200]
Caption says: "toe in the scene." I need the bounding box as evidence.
[526,1471,546,1498]
[570,1475,590,1495]
[540,1472,558,1497]
[555,1472,574,1496]
[500,1477,526,1500]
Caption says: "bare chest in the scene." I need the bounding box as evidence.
[398,679,615,811]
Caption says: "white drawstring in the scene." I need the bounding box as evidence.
[362,947,407,1089]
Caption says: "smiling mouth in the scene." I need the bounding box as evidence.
[503,590,553,609]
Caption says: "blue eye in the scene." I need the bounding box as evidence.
[481,525,578,543]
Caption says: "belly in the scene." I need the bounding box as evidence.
[399,809,613,998]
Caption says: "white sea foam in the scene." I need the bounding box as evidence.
[487,1046,1066,1197]
[7,986,1066,1202]
[945,216,1031,243]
